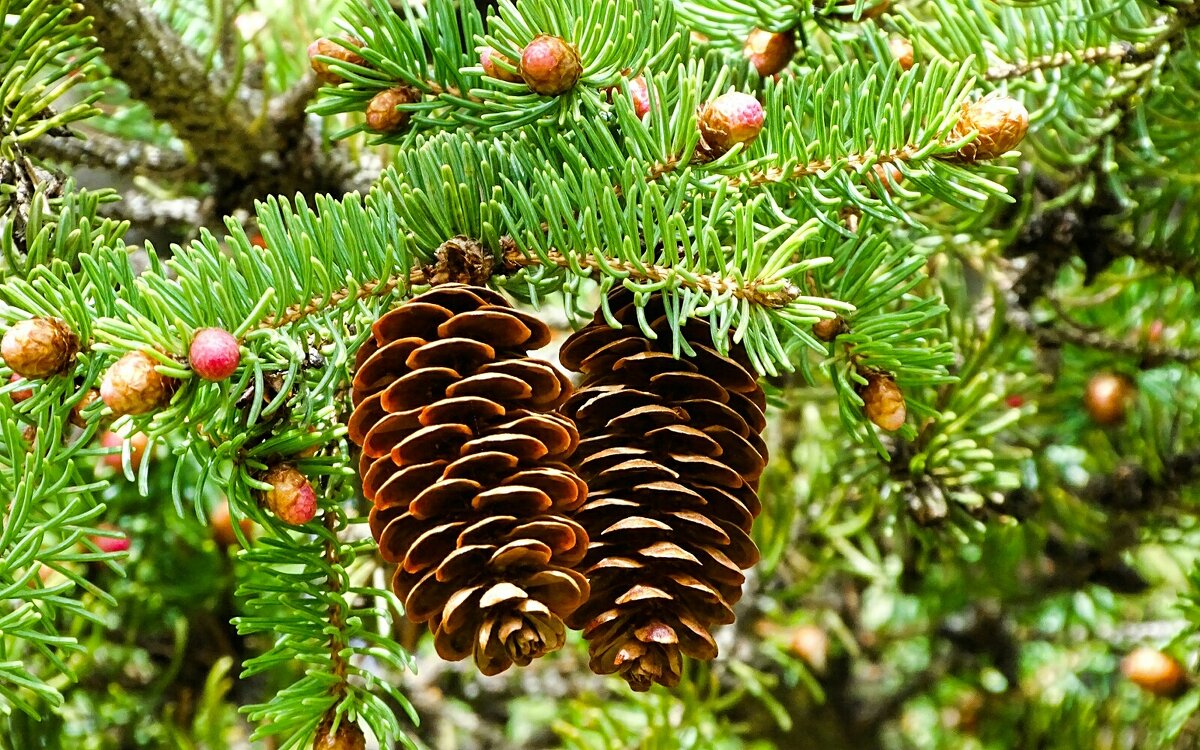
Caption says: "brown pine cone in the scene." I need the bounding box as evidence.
[558,290,767,691]
[349,284,589,676]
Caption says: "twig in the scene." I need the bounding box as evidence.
[985,42,1138,81]
[257,238,804,330]
[81,0,275,178]
[1008,307,1200,364]
[100,191,204,229]
[322,508,350,697]
[29,131,190,175]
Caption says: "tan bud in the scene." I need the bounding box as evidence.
[952,96,1029,161]
[308,37,366,85]
[365,87,418,134]
[744,29,796,77]
[1122,647,1187,698]
[1,317,76,378]
[861,371,906,431]
[100,352,176,416]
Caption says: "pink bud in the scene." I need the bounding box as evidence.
[698,92,765,155]
[91,529,130,554]
[9,374,31,403]
[101,430,149,470]
[628,76,650,119]
[262,465,318,525]
[189,328,241,382]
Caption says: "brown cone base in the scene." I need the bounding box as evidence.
[559,290,767,690]
[349,285,590,676]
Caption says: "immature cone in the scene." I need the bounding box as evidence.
[743,29,796,77]
[349,284,590,676]
[366,87,417,134]
[625,76,650,119]
[1085,372,1133,425]
[520,35,582,96]
[860,371,906,431]
[559,290,767,691]
[100,352,176,416]
[211,500,254,548]
[90,525,130,554]
[481,47,523,83]
[189,327,240,381]
[1,317,76,378]
[951,96,1030,161]
[101,430,149,471]
[71,389,101,428]
[813,316,846,342]
[698,92,765,157]
[1122,647,1187,697]
[9,374,32,403]
[889,37,915,70]
[313,715,366,750]
[261,464,318,525]
[308,37,366,85]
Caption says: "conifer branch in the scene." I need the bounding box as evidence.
[80,0,273,178]
[985,42,1136,81]
[258,235,806,331]
[78,0,375,223]
[30,132,190,175]
[322,507,351,700]
[1018,314,1200,365]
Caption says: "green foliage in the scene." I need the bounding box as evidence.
[0,0,101,158]
[4,0,1200,748]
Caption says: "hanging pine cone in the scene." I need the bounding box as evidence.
[558,289,768,691]
[348,284,589,676]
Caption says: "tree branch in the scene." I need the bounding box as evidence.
[80,0,273,178]
[29,131,190,176]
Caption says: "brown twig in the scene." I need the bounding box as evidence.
[30,131,191,175]
[257,237,803,330]
[985,42,1138,81]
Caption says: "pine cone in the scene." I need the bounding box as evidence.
[559,290,768,691]
[349,284,589,676]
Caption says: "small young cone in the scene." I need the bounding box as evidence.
[698,92,765,157]
[813,317,847,342]
[189,327,240,381]
[520,35,582,95]
[349,285,589,677]
[100,352,176,416]
[889,37,914,70]
[861,372,906,431]
[308,37,366,85]
[951,96,1030,161]
[101,430,149,471]
[9,374,32,403]
[1122,647,1187,697]
[559,289,767,691]
[1084,372,1133,426]
[366,87,417,133]
[71,389,102,428]
[313,715,366,750]
[261,465,318,525]
[743,29,796,77]
[481,47,523,83]
[1,317,76,378]
[211,500,254,548]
